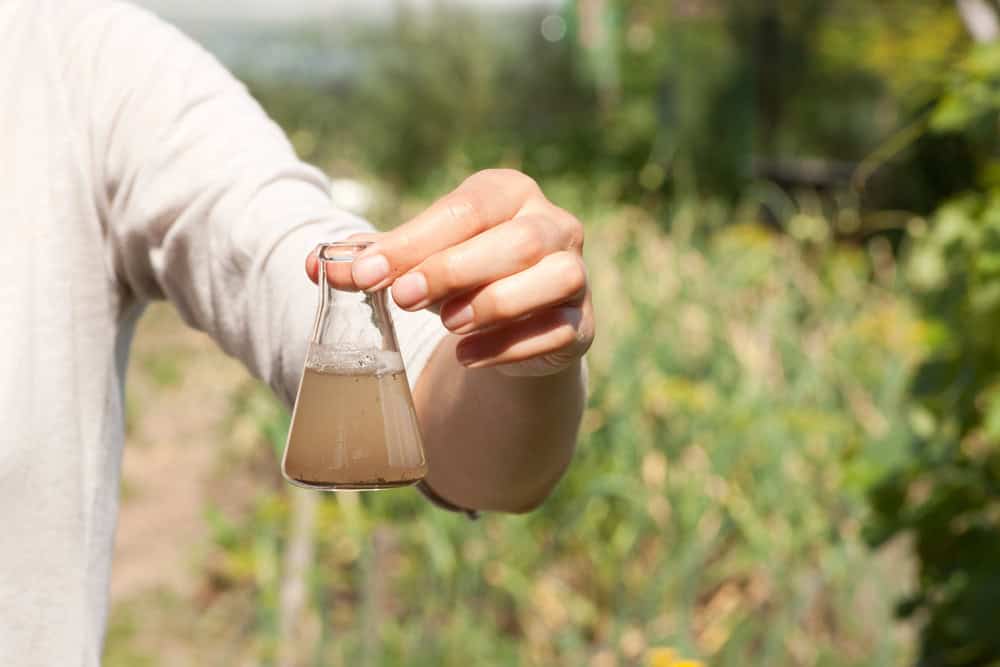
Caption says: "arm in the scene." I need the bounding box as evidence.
[77,4,593,513]
[311,169,596,512]
[415,340,586,513]
[70,3,446,409]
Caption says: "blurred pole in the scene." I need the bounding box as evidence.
[359,526,390,667]
[576,0,620,110]
[957,0,1000,42]
[277,487,320,667]
[753,0,781,158]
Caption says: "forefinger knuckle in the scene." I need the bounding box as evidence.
[546,208,583,249]
[446,193,487,235]
[471,168,541,198]
[509,219,547,266]
[553,252,587,297]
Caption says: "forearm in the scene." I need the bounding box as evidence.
[413,335,586,513]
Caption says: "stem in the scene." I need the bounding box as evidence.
[852,113,932,194]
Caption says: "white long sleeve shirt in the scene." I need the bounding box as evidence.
[0,1,447,663]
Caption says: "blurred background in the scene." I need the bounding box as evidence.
[108,1,1000,666]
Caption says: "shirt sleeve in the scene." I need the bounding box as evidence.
[64,1,448,406]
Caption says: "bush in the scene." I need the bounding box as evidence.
[865,41,1000,667]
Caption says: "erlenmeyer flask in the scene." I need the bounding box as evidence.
[282,241,428,490]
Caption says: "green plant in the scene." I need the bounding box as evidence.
[865,41,1000,667]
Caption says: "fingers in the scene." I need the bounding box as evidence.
[305,250,319,282]
[304,233,379,289]
[298,172,594,375]
[390,214,578,310]
[456,303,593,369]
[351,170,543,291]
[438,251,587,334]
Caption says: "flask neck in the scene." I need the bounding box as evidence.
[312,242,401,355]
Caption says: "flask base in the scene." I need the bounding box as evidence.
[283,475,425,492]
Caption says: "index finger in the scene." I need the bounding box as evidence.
[305,232,379,289]
[351,169,542,291]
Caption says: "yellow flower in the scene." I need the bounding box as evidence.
[646,647,678,667]
[645,648,706,667]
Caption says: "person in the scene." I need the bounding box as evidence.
[0,0,594,663]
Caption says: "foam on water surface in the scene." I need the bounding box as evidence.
[305,345,404,376]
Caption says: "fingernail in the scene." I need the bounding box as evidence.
[352,254,389,289]
[456,342,479,366]
[442,304,475,332]
[392,272,428,308]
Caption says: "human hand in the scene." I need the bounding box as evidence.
[306,169,594,377]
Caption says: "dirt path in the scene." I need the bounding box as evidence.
[112,303,252,600]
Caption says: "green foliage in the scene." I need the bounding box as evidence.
[871,193,1000,666]
[247,5,604,194]
[244,1,971,207]
[868,194,1000,666]
[865,41,1000,667]
[103,607,156,667]
[931,43,1000,133]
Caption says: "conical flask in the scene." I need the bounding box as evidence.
[282,241,428,490]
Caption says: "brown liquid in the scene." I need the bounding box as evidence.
[282,367,427,490]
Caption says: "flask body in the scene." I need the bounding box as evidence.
[282,242,427,491]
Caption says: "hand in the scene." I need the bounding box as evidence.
[306,169,594,377]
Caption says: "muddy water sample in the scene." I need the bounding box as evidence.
[282,351,427,490]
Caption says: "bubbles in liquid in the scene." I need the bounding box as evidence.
[305,345,404,376]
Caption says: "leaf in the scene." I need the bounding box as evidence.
[931,92,980,132]
[912,359,960,398]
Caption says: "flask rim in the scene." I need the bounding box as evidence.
[317,241,374,263]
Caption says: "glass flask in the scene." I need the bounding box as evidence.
[282,241,428,490]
